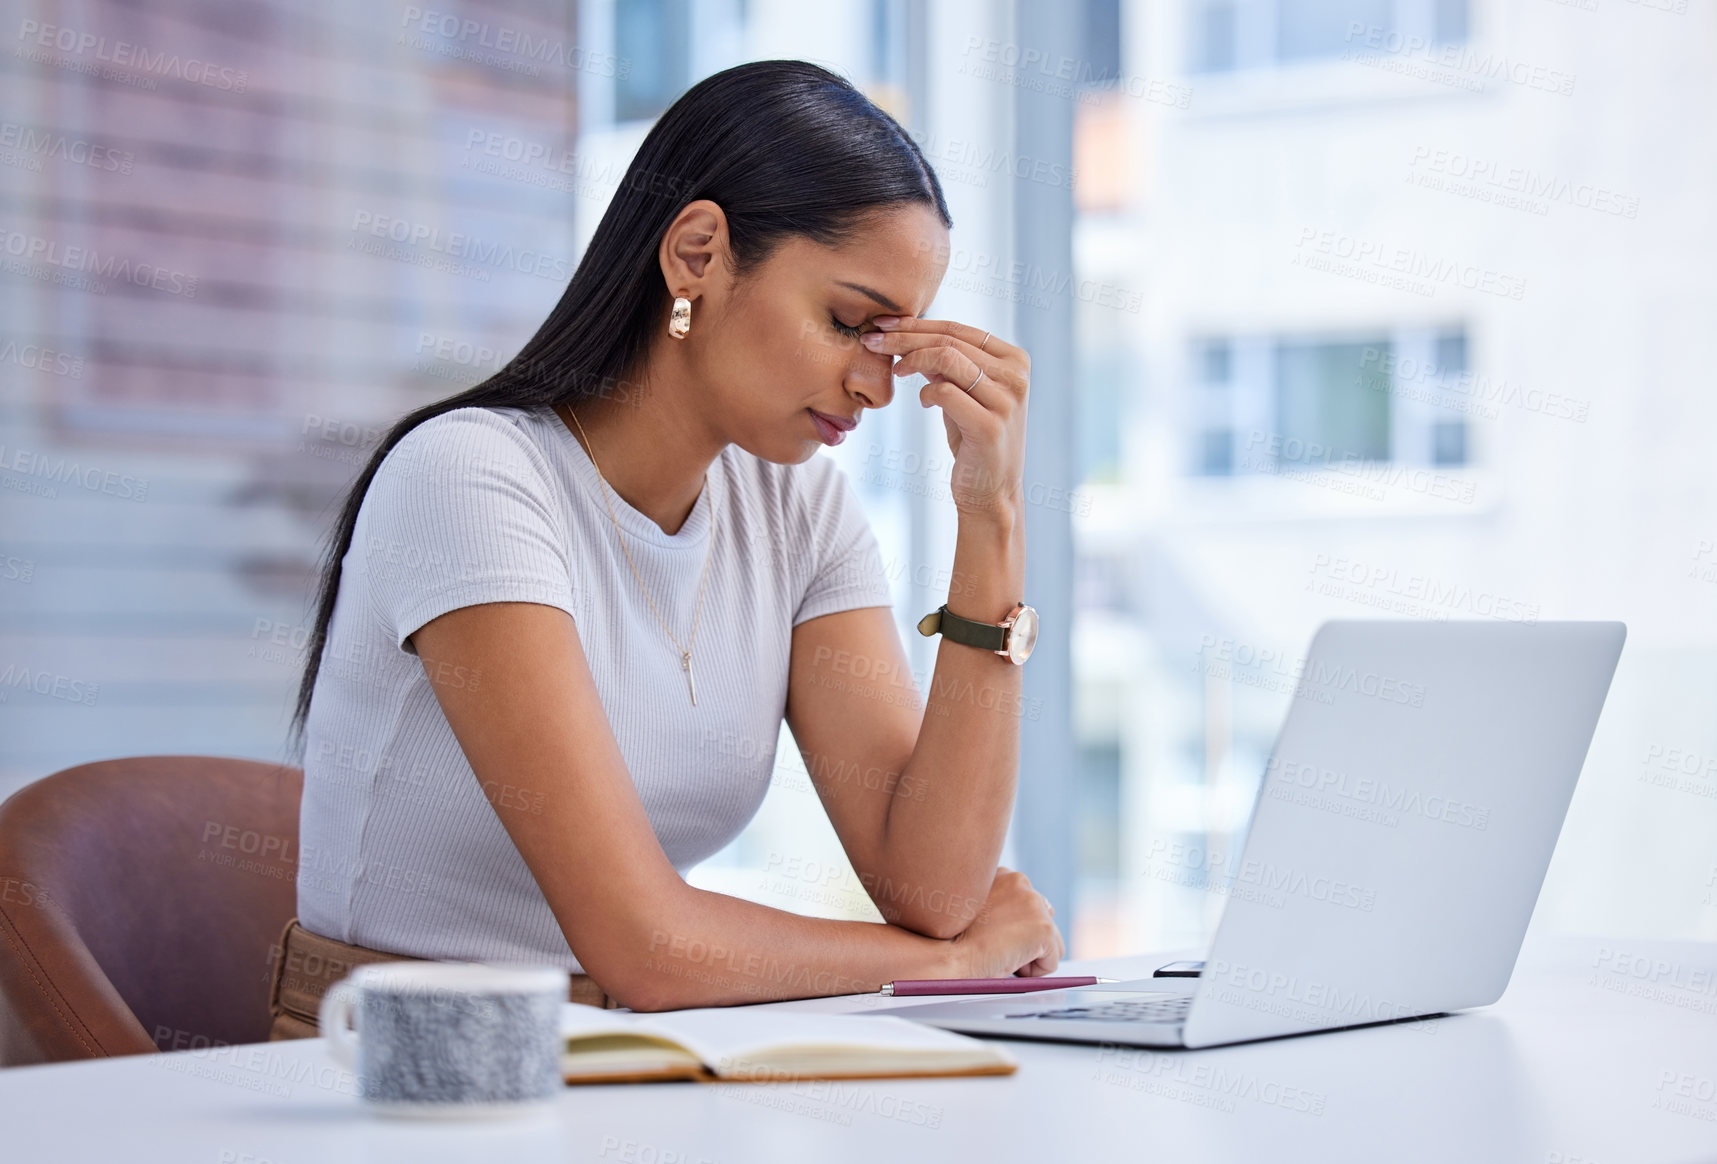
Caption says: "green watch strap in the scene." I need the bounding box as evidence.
[915,603,1009,652]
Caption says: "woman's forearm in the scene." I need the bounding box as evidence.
[611,883,960,1011]
[871,497,1028,939]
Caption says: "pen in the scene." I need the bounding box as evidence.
[880,976,1117,996]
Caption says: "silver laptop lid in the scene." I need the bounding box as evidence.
[1181,619,1625,1049]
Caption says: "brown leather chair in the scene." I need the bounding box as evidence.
[0,756,302,1067]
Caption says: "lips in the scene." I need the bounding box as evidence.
[808,409,857,445]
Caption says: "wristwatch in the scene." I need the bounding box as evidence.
[916,600,1039,665]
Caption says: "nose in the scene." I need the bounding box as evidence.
[846,348,895,410]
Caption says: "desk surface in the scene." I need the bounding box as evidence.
[6,935,1716,1164]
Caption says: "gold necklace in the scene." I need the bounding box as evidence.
[556,402,715,706]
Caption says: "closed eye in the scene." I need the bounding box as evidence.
[830,316,864,339]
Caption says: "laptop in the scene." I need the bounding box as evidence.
[880,619,1626,1049]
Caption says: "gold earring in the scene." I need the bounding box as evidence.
[668,295,692,340]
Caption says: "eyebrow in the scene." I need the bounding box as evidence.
[834,280,904,315]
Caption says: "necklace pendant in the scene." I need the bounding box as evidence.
[682,651,696,706]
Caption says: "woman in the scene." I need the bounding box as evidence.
[288,59,1061,1013]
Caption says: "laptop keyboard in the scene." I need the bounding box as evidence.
[1006,994,1192,1024]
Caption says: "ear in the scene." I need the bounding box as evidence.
[659,199,729,297]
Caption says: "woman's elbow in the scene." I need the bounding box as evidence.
[880,903,974,942]
[602,979,675,1012]
[580,951,679,1012]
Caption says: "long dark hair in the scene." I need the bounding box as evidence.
[290,59,952,747]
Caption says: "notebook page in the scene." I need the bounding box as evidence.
[560,1003,656,1040]
[639,1010,1011,1069]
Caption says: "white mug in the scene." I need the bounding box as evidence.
[319,961,568,1117]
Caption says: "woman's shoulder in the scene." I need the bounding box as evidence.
[390,404,549,454]
[380,405,558,487]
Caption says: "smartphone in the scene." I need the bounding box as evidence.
[1152,960,1205,978]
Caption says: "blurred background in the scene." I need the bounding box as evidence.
[2,0,1714,959]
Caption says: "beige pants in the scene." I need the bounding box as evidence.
[265,917,618,1040]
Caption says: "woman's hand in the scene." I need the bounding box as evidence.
[946,865,1064,978]
[862,317,1029,524]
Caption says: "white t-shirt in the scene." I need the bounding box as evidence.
[296,404,893,970]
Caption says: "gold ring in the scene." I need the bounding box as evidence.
[979,331,991,352]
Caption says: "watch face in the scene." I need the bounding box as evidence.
[1007,605,1039,664]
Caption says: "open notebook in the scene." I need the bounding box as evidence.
[559,1003,1018,1084]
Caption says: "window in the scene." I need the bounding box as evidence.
[1081,0,1124,89]
[1196,2,1238,73]
[1276,0,1393,64]
[1193,337,1236,476]
[615,0,690,122]
[1078,346,1129,483]
[1199,429,1236,476]
[1433,0,1468,43]
[1431,420,1467,466]
[1192,0,1469,73]
[1273,339,1392,466]
[1189,327,1472,474]
[1435,330,1467,378]
[1429,328,1469,466]
[1199,338,1233,385]
[1076,742,1123,879]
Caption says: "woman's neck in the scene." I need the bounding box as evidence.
[558,344,723,537]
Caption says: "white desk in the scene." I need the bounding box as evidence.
[6,935,1715,1163]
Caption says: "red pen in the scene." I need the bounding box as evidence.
[880,976,1115,996]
